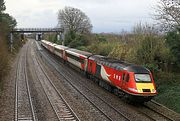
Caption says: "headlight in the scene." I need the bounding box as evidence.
[138,89,142,92]
[128,88,138,92]
[151,89,156,93]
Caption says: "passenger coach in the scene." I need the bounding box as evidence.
[65,48,92,71]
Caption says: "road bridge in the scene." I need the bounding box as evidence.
[10,27,64,52]
[11,28,63,33]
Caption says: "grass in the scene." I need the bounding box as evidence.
[154,72,180,113]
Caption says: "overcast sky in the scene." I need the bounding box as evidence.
[5,0,158,33]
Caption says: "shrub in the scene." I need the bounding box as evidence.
[166,28,180,68]
[108,43,129,60]
[87,41,116,56]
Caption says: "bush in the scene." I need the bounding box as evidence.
[166,28,180,68]
[108,43,129,60]
[87,41,116,56]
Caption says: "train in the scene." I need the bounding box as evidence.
[41,40,157,103]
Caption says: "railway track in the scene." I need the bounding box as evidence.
[31,48,80,121]
[38,47,131,121]
[143,104,175,121]
[143,100,180,121]
[15,43,36,121]
[133,104,174,121]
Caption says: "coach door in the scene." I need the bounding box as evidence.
[89,61,93,73]
[95,64,101,78]
[122,73,129,89]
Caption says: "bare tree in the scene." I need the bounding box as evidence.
[58,6,92,34]
[154,0,180,31]
[133,22,159,35]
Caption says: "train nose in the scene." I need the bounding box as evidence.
[136,83,157,94]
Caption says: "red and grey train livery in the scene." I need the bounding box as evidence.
[41,40,157,102]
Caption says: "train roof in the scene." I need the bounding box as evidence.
[41,40,57,46]
[89,55,150,73]
[124,65,150,73]
[66,48,92,57]
[54,44,69,50]
[49,42,57,46]
[41,40,50,44]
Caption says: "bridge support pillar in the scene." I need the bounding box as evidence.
[57,34,60,41]
[21,34,25,42]
[36,33,42,41]
[60,32,65,45]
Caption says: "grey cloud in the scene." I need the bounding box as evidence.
[6,0,158,32]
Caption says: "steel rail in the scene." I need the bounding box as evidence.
[24,43,37,121]
[15,52,21,121]
[32,57,62,121]
[31,48,80,121]
[15,42,36,121]
[143,101,178,121]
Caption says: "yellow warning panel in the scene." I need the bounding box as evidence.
[136,83,154,93]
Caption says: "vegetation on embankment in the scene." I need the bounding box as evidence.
[0,0,22,96]
[154,72,180,113]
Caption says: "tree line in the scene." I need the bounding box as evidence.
[0,0,19,81]
[55,0,179,73]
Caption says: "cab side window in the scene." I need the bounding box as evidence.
[122,73,125,81]
[125,74,130,82]
[122,73,129,82]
